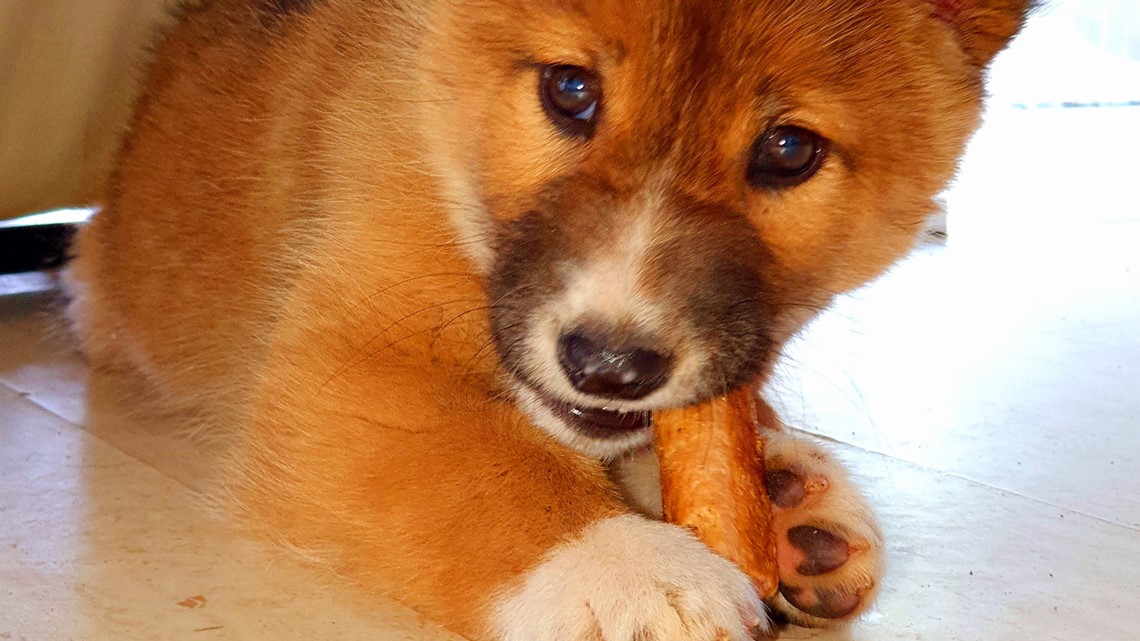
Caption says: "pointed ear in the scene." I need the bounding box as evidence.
[927,0,1036,67]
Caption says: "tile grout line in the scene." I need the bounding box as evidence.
[0,376,26,399]
[0,378,204,495]
[800,428,1140,534]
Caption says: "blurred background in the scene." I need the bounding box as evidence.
[0,0,176,220]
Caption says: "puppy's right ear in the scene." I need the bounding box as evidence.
[926,0,1037,68]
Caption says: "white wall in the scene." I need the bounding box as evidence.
[0,0,177,219]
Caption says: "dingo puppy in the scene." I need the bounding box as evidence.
[68,0,1029,638]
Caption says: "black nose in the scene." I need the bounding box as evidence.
[558,331,671,401]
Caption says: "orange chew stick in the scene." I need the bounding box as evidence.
[654,389,779,600]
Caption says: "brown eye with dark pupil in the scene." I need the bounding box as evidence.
[748,125,828,188]
[540,65,601,138]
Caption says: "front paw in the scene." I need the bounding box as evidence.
[763,431,883,627]
[491,514,769,641]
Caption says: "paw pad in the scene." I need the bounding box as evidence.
[765,469,806,508]
[786,525,850,577]
[765,468,829,509]
[778,583,865,620]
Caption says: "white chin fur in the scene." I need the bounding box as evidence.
[514,385,652,461]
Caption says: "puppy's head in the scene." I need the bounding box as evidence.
[418,0,1030,458]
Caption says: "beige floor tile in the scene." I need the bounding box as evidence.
[0,385,457,641]
[0,289,87,425]
[793,445,1139,641]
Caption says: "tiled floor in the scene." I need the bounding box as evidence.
[3,8,1139,641]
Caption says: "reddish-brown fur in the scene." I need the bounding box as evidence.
[68,0,1029,637]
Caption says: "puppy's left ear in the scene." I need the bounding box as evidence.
[927,0,1037,68]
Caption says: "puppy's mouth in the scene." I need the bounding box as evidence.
[537,393,652,440]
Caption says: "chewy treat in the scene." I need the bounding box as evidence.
[654,389,779,600]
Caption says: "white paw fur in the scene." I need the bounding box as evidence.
[492,514,768,641]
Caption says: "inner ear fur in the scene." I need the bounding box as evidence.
[928,0,1037,67]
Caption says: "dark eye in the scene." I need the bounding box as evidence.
[748,125,829,188]
[540,65,601,138]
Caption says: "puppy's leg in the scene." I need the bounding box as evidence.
[237,360,767,641]
[612,413,883,628]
